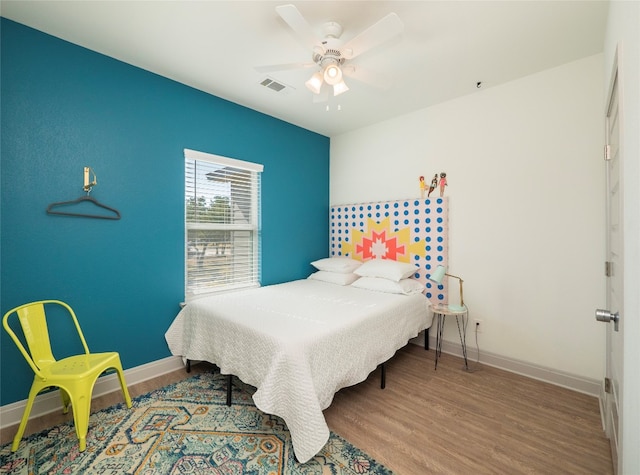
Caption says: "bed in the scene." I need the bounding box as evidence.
[165,277,432,462]
[165,196,448,462]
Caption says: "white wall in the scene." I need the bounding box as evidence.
[331,54,606,381]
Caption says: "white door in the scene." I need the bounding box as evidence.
[598,51,623,474]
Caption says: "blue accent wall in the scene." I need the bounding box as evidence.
[0,19,330,406]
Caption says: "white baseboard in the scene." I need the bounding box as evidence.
[0,355,186,430]
[411,331,601,398]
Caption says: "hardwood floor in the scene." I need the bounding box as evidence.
[324,344,613,474]
[1,344,612,474]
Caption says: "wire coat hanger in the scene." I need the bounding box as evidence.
[46,167,121,220]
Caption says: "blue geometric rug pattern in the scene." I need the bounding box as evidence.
[0,372,393,474]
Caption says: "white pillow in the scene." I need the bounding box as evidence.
[351,277,425,295]
[308,271,360,286]
[354,259,418,282]
[310,257,362,274]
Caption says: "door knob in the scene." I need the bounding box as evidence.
[595,309,620,331]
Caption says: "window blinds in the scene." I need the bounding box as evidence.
[184,149,263,297]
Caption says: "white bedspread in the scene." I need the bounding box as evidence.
[165,279,431,462]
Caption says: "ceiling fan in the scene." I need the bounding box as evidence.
[255,4,404,100]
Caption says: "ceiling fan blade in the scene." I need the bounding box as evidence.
[342,64,392,90]
[341,12,404,60]
[254,62,316,73]
[275,4,319,50]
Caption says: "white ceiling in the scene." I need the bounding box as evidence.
[1,1,608,137]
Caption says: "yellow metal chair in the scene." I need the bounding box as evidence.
[2,299,132,452]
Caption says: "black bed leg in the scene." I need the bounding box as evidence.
[380,363,386,389]
[424,328,430,351]
[226,374,232,406]
[186,359,191,373]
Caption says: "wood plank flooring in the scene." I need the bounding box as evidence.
[324,344,613,474]
[1,344,612,474]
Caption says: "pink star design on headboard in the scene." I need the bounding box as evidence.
[357,230,407,261]
[357,231,388,259]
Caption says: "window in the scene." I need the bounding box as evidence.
[184,149,263,298]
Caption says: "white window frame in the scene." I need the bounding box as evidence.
[184,148,263,300]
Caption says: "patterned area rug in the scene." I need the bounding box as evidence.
[0,372,392,474]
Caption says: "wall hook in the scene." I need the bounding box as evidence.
[83,166,97,194]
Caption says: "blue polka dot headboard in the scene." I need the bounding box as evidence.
[330,197,448,304]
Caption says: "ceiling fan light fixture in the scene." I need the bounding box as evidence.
[323,63,343,85]
[305,71,324,94]
[333,79,349,96]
